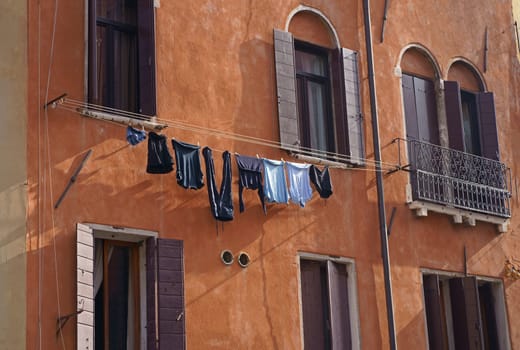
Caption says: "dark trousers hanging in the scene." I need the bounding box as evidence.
[202,147,234,221]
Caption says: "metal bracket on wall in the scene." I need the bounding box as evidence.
[54,149,93,209]
[56,309,83,337]
[380,0,389,43]
[44,93,67,110]
[387,207,397,236]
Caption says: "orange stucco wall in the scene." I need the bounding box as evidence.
[24,1,520,349]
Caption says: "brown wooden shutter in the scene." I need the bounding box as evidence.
[477,92,500,160]
[444,81,465,151]
[449,277,484,350]
[402,74,420,141]
[274,29,300,151]
[423,275,447,350]
[342,48,365,165]
[327,261,352,350]
[87,0,98,103]
[146,237,158,350]
[478,283,499,349]
[137,0,157,116]
[77,223,95,350]
[300,260,327,350]
[414,77,439,144]
[157,238,185,350]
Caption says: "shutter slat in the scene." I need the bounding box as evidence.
[444,81,465,151]
[274,29,299,151]
[477,92,500,160]
[77,224,95,350]
[342,48,365,165]
[327,261,352,350]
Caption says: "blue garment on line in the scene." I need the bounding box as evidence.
[126,126,147,146]
[286,162,312,207]
[263,158,289,204]
[172,139,204,189]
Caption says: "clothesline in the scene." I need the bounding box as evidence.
[54,97,399,172]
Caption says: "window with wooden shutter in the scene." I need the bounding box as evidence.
[76,224,185,350]
[299,257,357,350]
[444,80,500,160]
[422,273,511,350]
[273,29,365,165]
[88,0,156,116]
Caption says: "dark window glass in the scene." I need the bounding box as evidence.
[295,42,334,155]
[460,90,482,156]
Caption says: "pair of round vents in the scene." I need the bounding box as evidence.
[221,250,250,268]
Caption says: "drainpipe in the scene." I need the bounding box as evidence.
[362,0,398,349]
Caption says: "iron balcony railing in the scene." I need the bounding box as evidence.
[401,139,511,218]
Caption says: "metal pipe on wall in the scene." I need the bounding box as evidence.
[362,0,398,348]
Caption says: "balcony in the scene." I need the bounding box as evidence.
[394,139,511,231]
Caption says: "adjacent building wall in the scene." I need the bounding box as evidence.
[0,1,27,349]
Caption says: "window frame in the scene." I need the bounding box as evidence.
[273,29,365,166]
[297,252,361,350]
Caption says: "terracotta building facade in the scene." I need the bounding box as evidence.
[1,0,520,349]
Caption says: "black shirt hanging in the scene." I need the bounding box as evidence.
[146,132,174,174]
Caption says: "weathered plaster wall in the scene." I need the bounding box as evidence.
[25,0,520,349]
[0,0,27,348]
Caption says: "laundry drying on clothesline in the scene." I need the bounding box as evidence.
[133,129,333,220]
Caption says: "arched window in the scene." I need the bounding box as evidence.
[273,8,364,165]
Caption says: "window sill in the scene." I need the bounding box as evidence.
[78,108,168,131]
[291,152,353,169]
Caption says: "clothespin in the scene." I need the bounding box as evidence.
[256,154,260,159]
[197,140,200,147]
[281,157,285,163]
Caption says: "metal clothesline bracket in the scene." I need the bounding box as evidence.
[56,309,83,337]
[44,93,67,110]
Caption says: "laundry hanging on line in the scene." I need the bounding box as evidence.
[286,162,313,207]
[146,132,174,174]
[235,154,266,214]
[126,126,147,146]
[309,165,333,199]
[263,158,289,204]
[172,139,204,190]
[203,147,234,221]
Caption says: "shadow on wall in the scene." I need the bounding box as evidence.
[236,38,278,149]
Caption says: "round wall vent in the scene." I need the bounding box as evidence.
[237,252,251,268]
[220,250,234,265]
